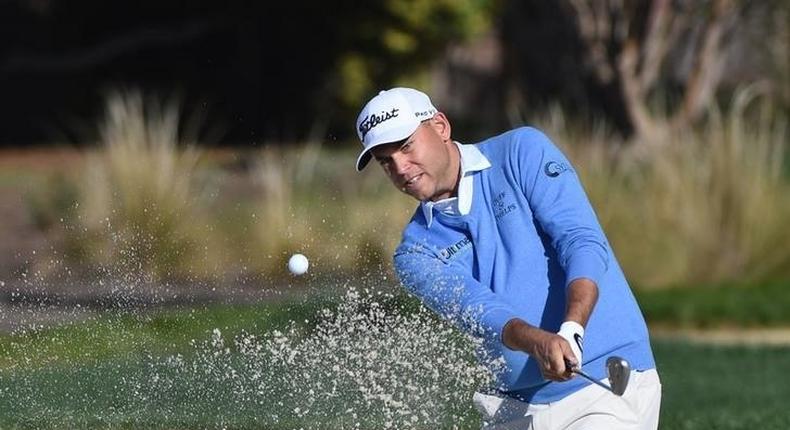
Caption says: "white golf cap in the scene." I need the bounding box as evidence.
[355,87,437,171]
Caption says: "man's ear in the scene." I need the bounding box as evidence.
[430,112,452,142]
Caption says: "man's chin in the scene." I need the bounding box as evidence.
[402,191,422,200]
[401,187,428,201]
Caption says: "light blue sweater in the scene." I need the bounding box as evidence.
[394,127,655,403]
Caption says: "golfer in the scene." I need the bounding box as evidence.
[355,88,661,429]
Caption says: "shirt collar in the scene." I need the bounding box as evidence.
[421,142,491,227]
[457,141,492,176]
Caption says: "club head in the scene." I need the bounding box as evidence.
[605,356,631,396]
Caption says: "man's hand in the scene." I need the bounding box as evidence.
[502,319,577,382]
[501,280,596,382]
[530,329,579,381]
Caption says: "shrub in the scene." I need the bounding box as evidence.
[65,91,218,280]
[543,90,790,288]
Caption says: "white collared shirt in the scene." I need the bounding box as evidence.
[421,142,492,228]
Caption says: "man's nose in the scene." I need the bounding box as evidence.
[390,152,410,175]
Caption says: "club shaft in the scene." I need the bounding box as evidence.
[572,369,614,393]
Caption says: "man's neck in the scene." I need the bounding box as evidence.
[427,141,462,202]
[450,141,462,198]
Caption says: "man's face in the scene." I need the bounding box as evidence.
[371,113,458,202]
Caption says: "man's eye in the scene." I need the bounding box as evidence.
[401,142,412,152]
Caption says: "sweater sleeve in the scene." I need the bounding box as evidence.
[512,127,610,288]
[394,244,521,341]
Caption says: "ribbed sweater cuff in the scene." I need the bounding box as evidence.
[565,250,607,288]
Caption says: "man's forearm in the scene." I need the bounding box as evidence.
[564,277,599,327]
[503,278,598,351]
[502,318,543,353]
[501,278,600,381]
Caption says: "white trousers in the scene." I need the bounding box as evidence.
[473,369,661,430]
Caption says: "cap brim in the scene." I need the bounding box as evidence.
[356,149,374,171]
[355,141,385,171]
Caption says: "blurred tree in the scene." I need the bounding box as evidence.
[334,0,493,103]
[500,0,788,140]
[569,0,739,141]
[0,0,495,145]
[314,0,496,140]
[4,0,784,144]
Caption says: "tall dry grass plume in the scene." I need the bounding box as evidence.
[69,91,216,279]
[539,89,790,288]
[55,91,417,282]
[52,88,787,288]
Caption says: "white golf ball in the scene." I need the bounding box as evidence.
[287,253,309,275]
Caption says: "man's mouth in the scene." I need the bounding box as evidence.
[402,173,423,189]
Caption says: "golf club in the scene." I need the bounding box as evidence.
[569,356,630,396]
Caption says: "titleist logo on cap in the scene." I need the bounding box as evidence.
[358,108,399,140]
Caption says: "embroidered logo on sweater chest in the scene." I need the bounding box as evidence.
[493,191,517,220]
[440,237,472,259]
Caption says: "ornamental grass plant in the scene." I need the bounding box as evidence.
[32,89,790,288]
[62,91,220,280]
[545,89,790,288]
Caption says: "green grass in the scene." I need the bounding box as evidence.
[2,293,790,429]
[0,296,337,429]
[3,341,787,429]
[0,296,333,371]
[637,280,790,328]
[0,291,482,429]
[655,341,790,429]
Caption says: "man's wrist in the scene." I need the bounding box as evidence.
[503,318,542,353]
[559,320,584,336]
[558,320,585,365]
